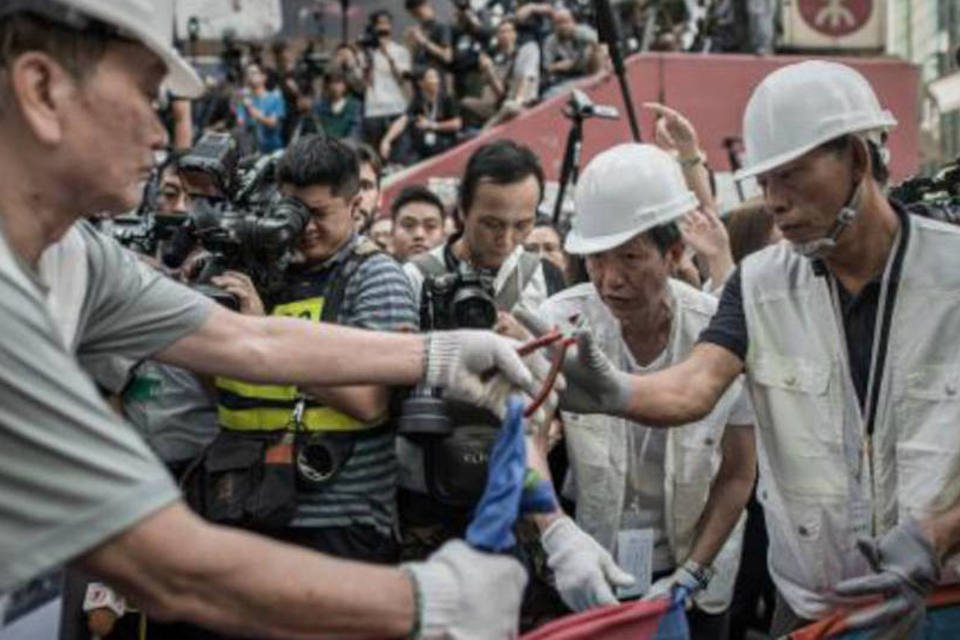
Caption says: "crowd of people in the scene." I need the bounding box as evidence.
[179,0,779,173]
[3,2,959,640]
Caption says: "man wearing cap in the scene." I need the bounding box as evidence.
[531,61,960,634]
[528,144,756,639]
[0,1,545,637]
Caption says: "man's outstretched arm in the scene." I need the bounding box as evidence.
[156,305,545,417]
[620,342,745,426]
[79,502,526,639]
[516,309,744,426]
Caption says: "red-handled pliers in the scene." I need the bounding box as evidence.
[517,327,576,418]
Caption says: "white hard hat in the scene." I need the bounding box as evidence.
[565,143,698,255]
[0,0,203,98]
[736,60,896,181]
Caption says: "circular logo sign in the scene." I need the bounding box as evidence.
[798,0,873,38]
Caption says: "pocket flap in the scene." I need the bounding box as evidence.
[204,435,264,472]
[904,365,960,401]
[751,353,830,395]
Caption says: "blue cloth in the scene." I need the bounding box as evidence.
[237,89,286,153]
[466,396,558,552]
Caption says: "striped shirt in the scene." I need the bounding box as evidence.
[284,235,417,538]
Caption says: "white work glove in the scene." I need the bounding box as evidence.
[423,329,558,418]
[402,540,527,640]
[643,560,712,608]
[515,310,633,416]
[540,516,635,612]
[834,516,941,630]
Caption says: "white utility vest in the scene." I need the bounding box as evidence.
[741,213,960,620]
[541,279,749,613]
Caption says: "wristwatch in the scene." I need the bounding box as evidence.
[682,559,715,590]
[678,151,705,168]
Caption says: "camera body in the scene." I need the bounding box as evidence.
[357,25,381,50]
[400,262,501,508]
[178,133,311,308]
[892,158,960,226]
[420,271,498,331]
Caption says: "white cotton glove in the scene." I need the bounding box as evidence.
[423,329,558,418]
[514,311,634,417]
[642,560,712,607]
[402,540,527,640]
[540,516,636,612]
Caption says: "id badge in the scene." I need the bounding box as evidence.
[616,529,653,599]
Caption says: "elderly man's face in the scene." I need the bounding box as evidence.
[54,41,169,216]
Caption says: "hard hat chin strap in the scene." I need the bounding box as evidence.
[791,180,864,260]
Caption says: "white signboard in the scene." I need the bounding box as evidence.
[176,0,283,40]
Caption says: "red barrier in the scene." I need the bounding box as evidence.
[383,52,919,206]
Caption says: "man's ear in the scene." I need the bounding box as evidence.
[7,52,77,145]
[850,135,870,185]
[665,240,685,268]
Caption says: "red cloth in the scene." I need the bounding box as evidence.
[521,599,672,640]
[789,585,960,639]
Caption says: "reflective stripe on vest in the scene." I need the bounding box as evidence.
[215,296,374,433]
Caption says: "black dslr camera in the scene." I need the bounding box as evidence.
[420,271,497,331]
[177,132,311,309]
[400,264,502,508]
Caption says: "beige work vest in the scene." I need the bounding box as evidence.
[741,213,960,620]
[542,280,749,613]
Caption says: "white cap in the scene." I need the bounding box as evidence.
[565,143,698,255]
[1,0,203,98]
[736,60,896,181]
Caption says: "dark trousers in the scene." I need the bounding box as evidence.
[729,489,775,638]
[770,590,815,637]
[689,607,732,640]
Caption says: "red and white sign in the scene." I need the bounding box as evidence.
[798,0,873,37]
[780,0,884,50]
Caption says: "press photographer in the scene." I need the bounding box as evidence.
[398,140,568,629]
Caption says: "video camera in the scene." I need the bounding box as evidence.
[891,158,960,226]
[177,132,311,309]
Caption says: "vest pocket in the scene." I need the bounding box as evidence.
[897,365,960,448]
[758,487,831,593]
[750,353,845,497]
[895,441,960,520]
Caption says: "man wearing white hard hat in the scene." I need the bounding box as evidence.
[528,60,960,635]
[525,144,756,639]
[0,1,547,637]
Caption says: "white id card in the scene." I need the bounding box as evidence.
[616,529,653,599]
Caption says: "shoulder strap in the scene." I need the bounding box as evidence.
[496,252,541,312]
[321,238,382,323]
[409,251,447,279]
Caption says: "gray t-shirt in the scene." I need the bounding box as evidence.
[0,220,213,592]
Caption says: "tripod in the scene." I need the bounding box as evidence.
[552,90,619,225]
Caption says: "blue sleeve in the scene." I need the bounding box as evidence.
[269,92,286,119]
[698,266,748,362]
[347,98,362,139]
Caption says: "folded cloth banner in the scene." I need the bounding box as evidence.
[520,597,690,640]
[466,395,558,552]
[789,586,960,640]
